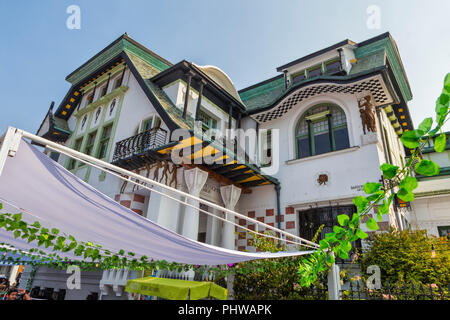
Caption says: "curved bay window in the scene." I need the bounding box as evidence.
[295,104,350,159]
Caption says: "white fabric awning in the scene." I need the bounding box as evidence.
[0,139,314,265]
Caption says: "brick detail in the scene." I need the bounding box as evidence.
[266,209,274,216]
[286,221,295,229]
[257,217,264,223]
[275,215,285,223]
[133,194,145,203]
[120,200,131,208]
[239,219,246,226]
[238,232,246,240]
[248,224,255,231]
[131,209,143,216]
[285,207,295,214]
[114,194,120,202]
[248,211,255,218]
[267,222,274,227]
[238,246,245,251]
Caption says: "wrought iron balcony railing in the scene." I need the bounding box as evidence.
[112,127,167,163]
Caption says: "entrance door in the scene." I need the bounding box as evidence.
[298,205,361,262]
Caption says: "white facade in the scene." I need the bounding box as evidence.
[410,143,450,236]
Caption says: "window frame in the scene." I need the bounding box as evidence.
[97,124,113,160]
[140,114,162,133]
[295,104,350,159]
[68,137,83,170]
[84,130,98,158]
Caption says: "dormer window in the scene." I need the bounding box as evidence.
[292,71,306,84]
[113,76,123,90]
[308,65,322,78]
[100,85,108,97]
[198,110,218,132]
[86,92,94,105]
[324,59,342,75]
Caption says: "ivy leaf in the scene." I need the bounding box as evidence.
[434,133,446,153]
[363,182,382,194]
[319,239,330,249]
[51,228,59,235]
[378,200,390,215]
[325,254,335,266]
[356,229,368,239]
[380,163,399,179]
[397,188,415,202]
[366,218,379,231]
[415,159,440,176]
[353,196,369,213]
[337,214,350,227]
[399,176,418,192]
[417,118,433,135]
[400,130,421,149]
[340,240,352,252]
[444,73,450,92]
[338,249,349,260]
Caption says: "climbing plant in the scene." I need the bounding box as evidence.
[0,73,449,286]
[297,72,450,286]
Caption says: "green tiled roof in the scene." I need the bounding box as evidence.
[144,79,193,130]
[238,34,411,114]
[239,76,285,112]
[53,116,71,134]
[349,49,386,75]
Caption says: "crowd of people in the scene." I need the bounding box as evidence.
[0,276,31,300]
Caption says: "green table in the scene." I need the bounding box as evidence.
[125,276,228,300]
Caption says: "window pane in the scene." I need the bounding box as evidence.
[334,127,350,150]
[297,137,310,158]
[325,61,341,75]
[143,119,153,131]
[314,133,331,155]
[292,73,305,84]
[308,67,322,78]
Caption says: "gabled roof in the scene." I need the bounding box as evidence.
[66,33,172,84]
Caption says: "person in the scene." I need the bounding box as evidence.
[4,287,31,300]
[0,278,9,299]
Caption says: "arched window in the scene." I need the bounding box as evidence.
[296,104,350,158]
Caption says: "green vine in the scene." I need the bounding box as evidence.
[297,73,450,287]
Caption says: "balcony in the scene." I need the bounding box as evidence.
[112,128,168,170]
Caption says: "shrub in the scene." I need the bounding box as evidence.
[359,229,450,285]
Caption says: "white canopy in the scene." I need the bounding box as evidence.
[0,138,314,265]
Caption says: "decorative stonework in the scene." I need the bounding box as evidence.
[358,94,377,134]
[314,171,331,187]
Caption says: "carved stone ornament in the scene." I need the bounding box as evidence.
[358,94,377,134]
[315,171,331,187]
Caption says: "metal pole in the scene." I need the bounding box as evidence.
[327,254,341,300]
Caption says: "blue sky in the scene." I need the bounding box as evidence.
[1,0,450,134]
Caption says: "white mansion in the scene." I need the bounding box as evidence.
[17,32,447,300]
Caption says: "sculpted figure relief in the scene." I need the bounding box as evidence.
[358,95,377,134]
